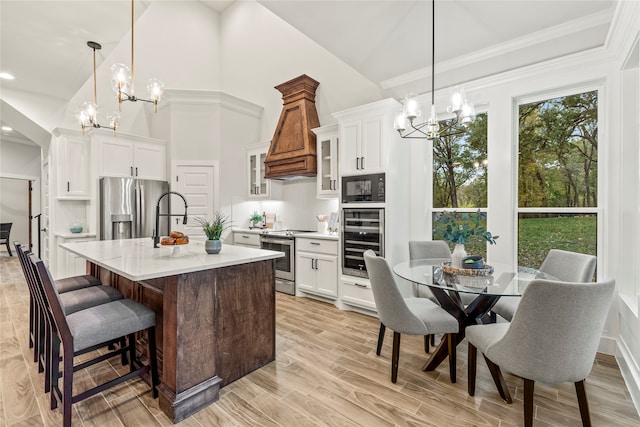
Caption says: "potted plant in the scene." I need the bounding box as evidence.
[196,211,231,254]
[250,212,263,228]
[433,209,498,268]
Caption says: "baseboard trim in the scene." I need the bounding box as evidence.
[617,337,640,419]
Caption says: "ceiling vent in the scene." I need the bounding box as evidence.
[264,74,320,179]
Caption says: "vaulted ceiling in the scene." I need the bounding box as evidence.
[0,0,617,145]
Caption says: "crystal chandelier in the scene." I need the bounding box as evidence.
[79,41,118,135]
[394,0,476,140]
[111,0,164,112]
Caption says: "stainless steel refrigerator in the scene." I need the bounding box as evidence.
[99,177,170,240]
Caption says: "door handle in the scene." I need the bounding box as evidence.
[130,166,134,176]
[67,182,70,192]
[135,167,138,176]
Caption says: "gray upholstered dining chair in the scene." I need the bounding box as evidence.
[408,240,451,299]
[491,249,597,322]
[363,249,459,383]
[466,278,615,427]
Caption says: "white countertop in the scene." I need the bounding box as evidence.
[60,238,284,281]
[54,232,96,239]
[232,228,339,241]
[296,232,339,241]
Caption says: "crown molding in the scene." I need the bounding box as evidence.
[381,8,613,91]
[159,89,263,119]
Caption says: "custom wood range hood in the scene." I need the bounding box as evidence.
[264,74,320,179]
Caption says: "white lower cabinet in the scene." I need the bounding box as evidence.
[233,231,261,248]
[295,238,338,298]
[56,235,96,279]
[340,276,376,311]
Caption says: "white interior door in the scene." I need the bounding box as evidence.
[174,164,215,238]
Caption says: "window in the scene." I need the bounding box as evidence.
[432,113,489,257]
[517,90,598,269]
[433,113,488,209]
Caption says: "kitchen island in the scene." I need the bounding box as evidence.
[60,238,284,423]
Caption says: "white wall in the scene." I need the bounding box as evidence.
[220,0,384,141]
[60,1,222,135]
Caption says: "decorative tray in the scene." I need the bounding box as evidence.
[441,262,494,276]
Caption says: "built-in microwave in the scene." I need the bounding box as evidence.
[341,173,385,204]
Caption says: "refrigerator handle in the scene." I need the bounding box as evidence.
[138,182,145,237]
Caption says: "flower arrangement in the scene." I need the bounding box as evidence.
[195,211,231,240]
[433,210,498,245]
[250,212,263,224]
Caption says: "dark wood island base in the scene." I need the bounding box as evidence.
[88,259,276,423]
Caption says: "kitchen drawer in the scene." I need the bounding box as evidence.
[296,238,338,255]
[340,276,376,311]
[233,232,261,247]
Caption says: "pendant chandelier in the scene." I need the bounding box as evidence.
[394,0,476,140]
[111,0,164,112]
[79,41,118,135]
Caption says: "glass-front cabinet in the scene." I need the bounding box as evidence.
[247,147,269,198]
[313,124,339,198]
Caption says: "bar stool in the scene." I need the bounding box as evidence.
[31,255,159,427]
[15,243,124,393]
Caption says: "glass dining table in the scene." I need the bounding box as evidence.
[393,258,555,373]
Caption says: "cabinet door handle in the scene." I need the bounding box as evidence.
[130,166,134,176]
[356,157,360,170]
[67,181,70,192]
[242,235,249,239]
[311,259,315,270]
[314,259,319,269]
[354,282,367,288]
[310,242,320,245]
[135,167,138,176]
[360,157,365,170]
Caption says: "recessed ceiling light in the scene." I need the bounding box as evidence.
[1,126,12,132]
[0,72,15,80]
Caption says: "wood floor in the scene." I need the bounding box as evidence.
[1,255,638,427]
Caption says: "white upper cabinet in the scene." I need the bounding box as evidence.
[338,116,384,175]
[247,144,282,199]
[96,133,166,181]
[248,147,268,198]
[334,98,400,176]
[56,132,91,200]
[313,124,339,198]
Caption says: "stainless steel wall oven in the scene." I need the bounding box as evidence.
[341,208,385,278]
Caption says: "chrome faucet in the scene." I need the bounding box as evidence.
[153,191,188,248]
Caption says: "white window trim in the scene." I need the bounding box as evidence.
[513,83,604,277]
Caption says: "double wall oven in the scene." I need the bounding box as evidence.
[260,230,312,295]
